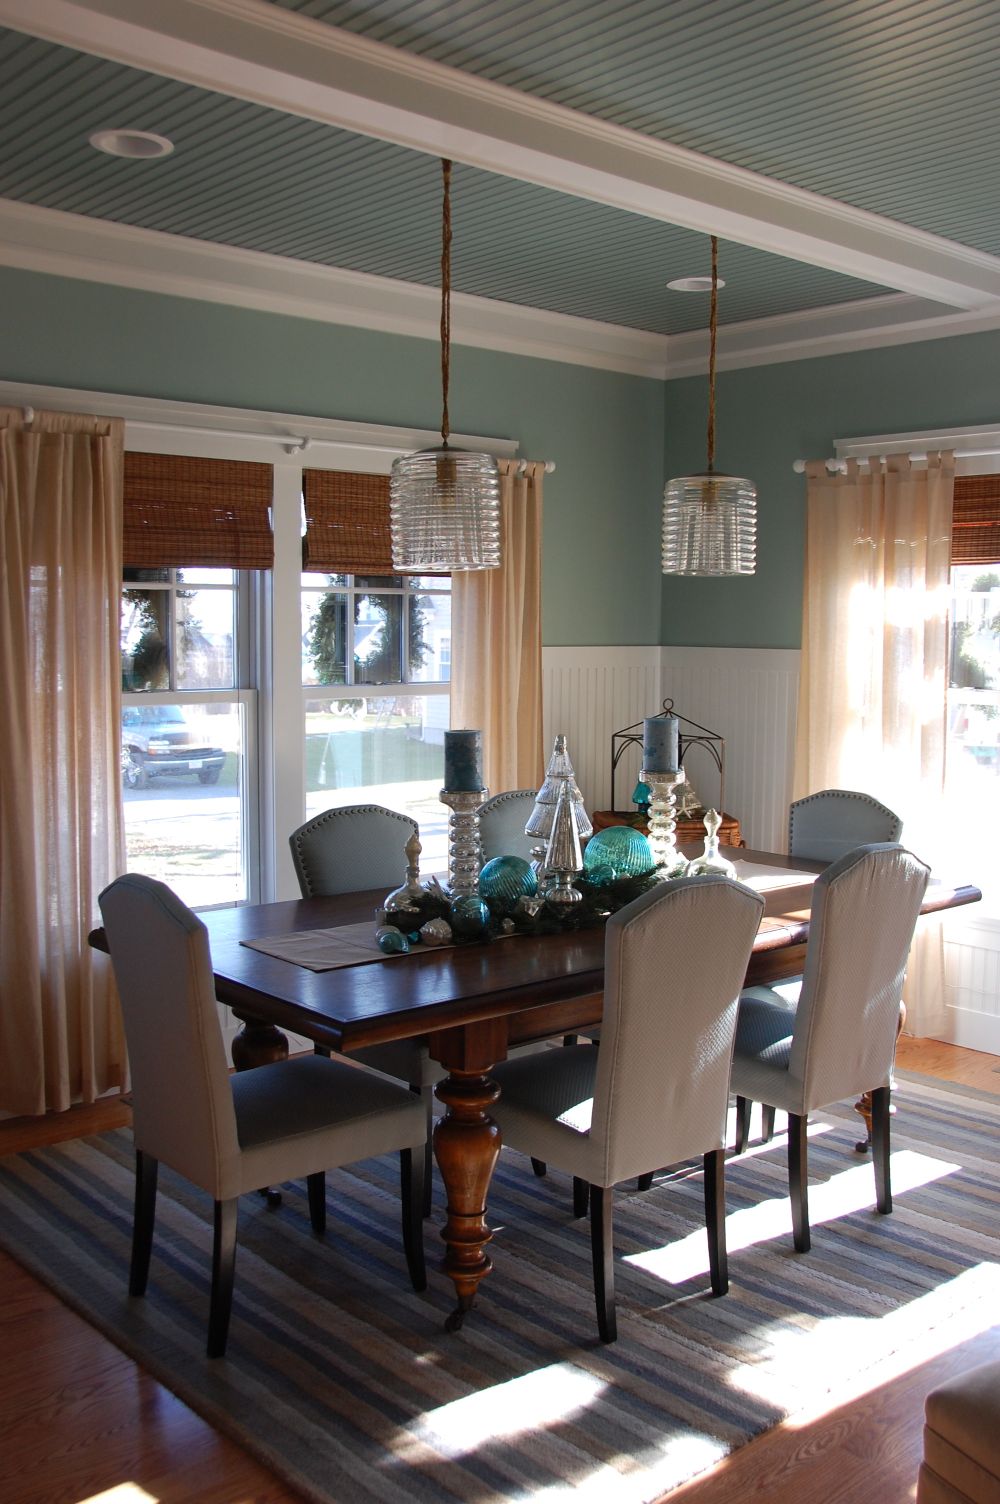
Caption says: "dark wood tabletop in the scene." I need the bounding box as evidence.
[91,848,981,1058]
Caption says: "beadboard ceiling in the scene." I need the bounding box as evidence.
[3,0,1000,375]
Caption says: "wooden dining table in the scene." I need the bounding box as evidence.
[93,848,981,1331]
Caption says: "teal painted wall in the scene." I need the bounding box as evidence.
[662,327,1000,648]
[0,267,663,647]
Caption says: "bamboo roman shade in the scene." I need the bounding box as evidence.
[952,474,1000,565]
[123,453,274,569]
[302,469,394,574]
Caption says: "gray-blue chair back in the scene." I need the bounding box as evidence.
[788,788,902,865]
[289,804,418,896]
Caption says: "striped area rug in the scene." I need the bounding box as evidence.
[1,1072,999,1504]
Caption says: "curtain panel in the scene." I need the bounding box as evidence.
[794,450,955,1034]
[451,460,544,795]
[0,408,127,1114]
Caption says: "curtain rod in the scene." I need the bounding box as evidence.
[18,406,554,471]
[792,447,998,474]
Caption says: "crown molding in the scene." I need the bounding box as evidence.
[665,292,1000,377]
[7,0,1000,309]
[0,200,670,379]
[6,199,1000,380]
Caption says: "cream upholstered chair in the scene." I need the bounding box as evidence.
[789,788,903,864]
[731,842,929,1252]
[99,873,427,1359]
[289,803,442,1210]
[742,792,906,1148]
[478,789,538,863]
[490,875,765,1342]
[289,803,419,896]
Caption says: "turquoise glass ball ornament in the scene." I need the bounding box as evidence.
[478,855,537,902]
[585,861,616,887]
[583,825,655,879]
[449,895,491,938]
[375,925,410,955]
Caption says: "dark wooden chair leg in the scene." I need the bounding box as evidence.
[871,1084,892,1214]
[400,1147,427,1292]
[788,1112,810,1252]
[703,1148,728,1296]
[590,1184,616,1342]
[562,1034,579,1046]
[573,1175,589,1217]
[531,1157,547,1178]
[761,1104,776,1143]
[410,1084,434,1217]
[734,1095,751,1154]
[636,1172,654,1192]
[129,1150,158,1297]
[208,1198,238,1359]
[306,1171,326,1234]
[313,1043,331,1057]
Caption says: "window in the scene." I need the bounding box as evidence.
[120,566,255,909]
[301,572,451,873]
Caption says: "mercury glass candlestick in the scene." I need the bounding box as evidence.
[440,786,487,898]
[642,767,689,878]
[541,782,584,906]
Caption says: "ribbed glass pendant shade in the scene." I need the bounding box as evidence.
[390,446,501,572]
[661,472,757,576]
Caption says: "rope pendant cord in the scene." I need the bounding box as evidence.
[440,158,451,448]
[706,234,717,476]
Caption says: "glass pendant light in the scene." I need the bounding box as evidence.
[390,160,501,572]
[662,236,756,576]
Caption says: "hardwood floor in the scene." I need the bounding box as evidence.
[0,1039,997,1504]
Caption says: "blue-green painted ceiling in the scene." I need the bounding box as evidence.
[271,0,1000,255]
[0,25,891,335]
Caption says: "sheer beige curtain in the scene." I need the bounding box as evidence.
[794,450,954,1033]
[1,408,127,1114]
[451,459,544,794]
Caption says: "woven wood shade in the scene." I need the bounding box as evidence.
[302,469,395,574]
[953,474,1000,565]
[123,453,274,569]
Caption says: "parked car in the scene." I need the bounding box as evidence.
[121,704,226,788]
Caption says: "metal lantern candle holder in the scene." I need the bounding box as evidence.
[610,700,725,818]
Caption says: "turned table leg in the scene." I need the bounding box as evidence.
[230,1009,290,1071]
[429,1019,506,1331]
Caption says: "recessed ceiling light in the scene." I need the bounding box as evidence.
[89,129,174,159]
[666,274,725,292]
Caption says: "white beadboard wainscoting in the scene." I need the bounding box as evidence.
[542,643,800,851]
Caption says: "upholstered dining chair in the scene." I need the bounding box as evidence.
[289,802,419,896]
[738,792,906,1150]
[490,875,765,1342]
[478,789,538,863]
[789,788,903,864]
[98,873,427,1359]
[288,803,441,1211]
[730,842,929,1253]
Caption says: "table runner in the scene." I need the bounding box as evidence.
[241,920,397,971]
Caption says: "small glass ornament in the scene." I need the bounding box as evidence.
[479,855,538,902]
[631,779,652,817]
[383,832,425,918]
[515,894,544,920]
[585,861,616,887]
[687,808,737,878]
[583,825,655,879]
[375,925,410,955]
[450,894,491,938]
[420,918,452,946]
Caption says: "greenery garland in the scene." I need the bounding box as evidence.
[379,867,666,948]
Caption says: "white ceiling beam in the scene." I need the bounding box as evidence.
[7,0,1000,311]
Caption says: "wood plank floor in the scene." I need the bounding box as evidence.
[0,1038,997,1504]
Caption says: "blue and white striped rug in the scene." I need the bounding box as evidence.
[1,1072,999,1504]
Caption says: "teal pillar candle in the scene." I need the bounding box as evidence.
[643,715,679,773]
[444,729,484,791]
